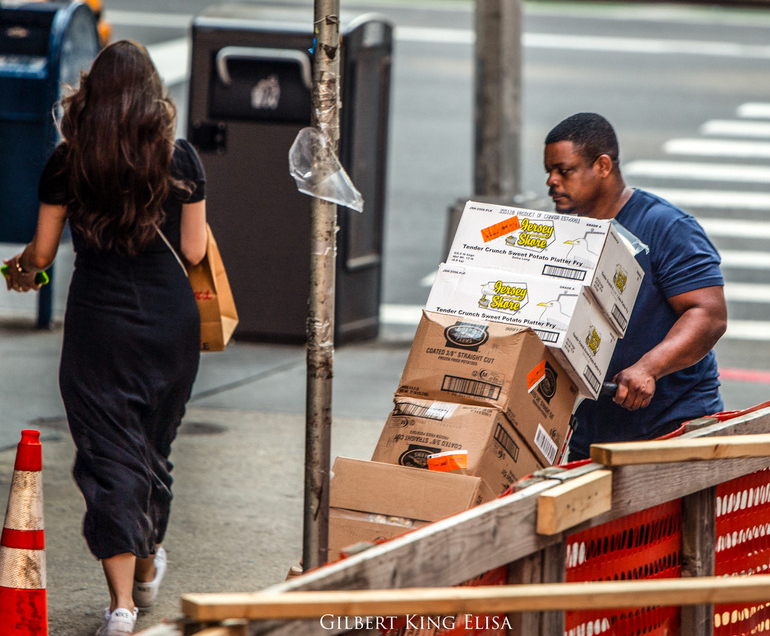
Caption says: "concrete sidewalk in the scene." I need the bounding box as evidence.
[0,293,414,634]
[0,247,763,635]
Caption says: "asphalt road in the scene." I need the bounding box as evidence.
[97,0,770,405]
[2,3,770,633]
[1,0,769,427]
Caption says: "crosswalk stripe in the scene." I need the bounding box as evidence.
[699,218,770,238]
[724,283,770,303]
[720,250,770,269]
[725,321,770,341]
[700,120,770,138]
[651,189,770,211]
[738,103,770,119]
[625,160,770,183]
[664,138,770,158]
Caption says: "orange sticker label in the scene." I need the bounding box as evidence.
[527,360,546,393]
[427,450,469,472]
[480,216,521,243]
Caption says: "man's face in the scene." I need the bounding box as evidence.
[544,140,602,217]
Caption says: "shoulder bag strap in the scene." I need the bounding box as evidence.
[156,226,189,278]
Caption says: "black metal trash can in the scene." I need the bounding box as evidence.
[0,1,99,326]
[187,4,392,344]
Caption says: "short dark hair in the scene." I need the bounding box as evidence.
[545,112,620,164]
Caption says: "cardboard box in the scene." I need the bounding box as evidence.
[446,200,644,336]
[373,399,546,488]
[425,267,617,399]
[328,457,494,561]
[396,312,579,454]
[373,399,545,488]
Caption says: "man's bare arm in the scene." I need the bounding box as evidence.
[612,285,727,411]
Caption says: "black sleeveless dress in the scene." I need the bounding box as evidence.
[39,139,205,560]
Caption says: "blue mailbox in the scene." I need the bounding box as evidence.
[0,1,99,326]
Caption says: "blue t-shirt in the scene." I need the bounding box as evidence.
[570,189,724,459]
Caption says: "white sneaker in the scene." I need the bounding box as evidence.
[133,546,167,609]
[95,607,138,636]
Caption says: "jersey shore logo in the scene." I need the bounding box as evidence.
[251,75,281,110]
[504,218,555,252]
[477,280,528,315]
[585,326,602,356]
[613,264,627,293]
[444,321,489,351]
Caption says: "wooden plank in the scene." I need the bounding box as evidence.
[249,455,770,634]
[193,627,247,636]
[134,626,181,636]
[540,541,566,636]
[683,407,770,438]
[264,476,566,593]
[507,555,543,636]
[242,409,770,635]
[591,434,770,466]
[537,470,612,535]
[181,575,770,622]
[680,487,716,636]
[588,455,770,530]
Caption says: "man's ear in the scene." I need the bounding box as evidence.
[595,154,614,177]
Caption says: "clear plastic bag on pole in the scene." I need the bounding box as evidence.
[288,126,364,212]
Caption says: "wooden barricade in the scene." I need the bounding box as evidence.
[141,404,770,636]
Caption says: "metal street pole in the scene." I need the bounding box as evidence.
[474,0,522,200]
[303,0,341,572]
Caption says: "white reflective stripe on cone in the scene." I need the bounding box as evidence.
[0,546,46,589]
[3,472,44,531]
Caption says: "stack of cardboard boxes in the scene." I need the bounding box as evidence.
[437,200,644,398]
[328,200,644,563]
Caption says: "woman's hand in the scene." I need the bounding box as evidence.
[3,256,42,293]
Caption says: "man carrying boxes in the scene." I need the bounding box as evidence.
[543,112,727,460]
[327,111,726,564]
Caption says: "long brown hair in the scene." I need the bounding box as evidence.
[59,40,190,255]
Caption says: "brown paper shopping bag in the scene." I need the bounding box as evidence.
[187,224,239,351]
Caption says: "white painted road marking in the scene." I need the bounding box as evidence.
[625,160,770,184]
[701,119,770,138]
[109,10,770,61]
[651,188,770,211]
[737,103,770,119]
[664,138,770,159]
[720,250,770,269]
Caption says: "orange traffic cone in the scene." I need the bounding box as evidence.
[0,430,47,636]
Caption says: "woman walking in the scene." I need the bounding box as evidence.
[4,40,206,635]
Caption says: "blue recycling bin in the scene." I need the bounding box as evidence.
[0,1,99,327]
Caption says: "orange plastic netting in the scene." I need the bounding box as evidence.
[564,499,682,636]
[714,468,770,635]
